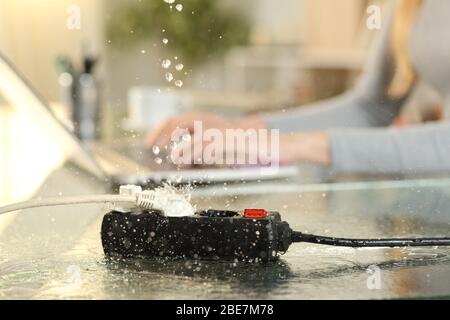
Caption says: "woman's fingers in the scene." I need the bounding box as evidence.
[169,133,203,167]
[145,117,192,148]
[146,112,209,148]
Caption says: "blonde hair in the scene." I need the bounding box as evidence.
[388,0,423,97]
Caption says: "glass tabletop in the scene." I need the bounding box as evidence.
[1,163,450,300]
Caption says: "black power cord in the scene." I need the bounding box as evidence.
[101,209,450,262]
[291,231,450,247]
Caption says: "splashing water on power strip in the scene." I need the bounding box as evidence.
[141,183,196,217]
[3,183,450,263]
[112,183,196,217]
[0,183,196,217]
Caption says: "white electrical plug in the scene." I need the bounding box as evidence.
[115,184,195,217]
[114,185,143,213]
[135,187,195,217]
[0,184,195,217]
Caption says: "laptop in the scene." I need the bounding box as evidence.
[0,51,298,188]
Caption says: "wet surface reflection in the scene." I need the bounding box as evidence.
[2,165,450,299]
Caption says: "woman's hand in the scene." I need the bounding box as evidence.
[146,112,233,148]
[145,112,267,148]
[145,112,331,167]
[278,132,331,166]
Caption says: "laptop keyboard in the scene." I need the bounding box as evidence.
[110,141,177,171]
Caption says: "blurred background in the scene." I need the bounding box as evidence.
[4,2,450,300]
[0,0,383,137]
[0,0,385,204]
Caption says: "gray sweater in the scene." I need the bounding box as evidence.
[265,0,450,174]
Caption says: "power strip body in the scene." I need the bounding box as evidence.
[101,209,292,262]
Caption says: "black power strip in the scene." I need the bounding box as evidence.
[101,209,292,262]
[101,209,450,262]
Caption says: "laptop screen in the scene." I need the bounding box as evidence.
[0,51,104,182]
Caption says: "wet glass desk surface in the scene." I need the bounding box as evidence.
[2,165,450,299]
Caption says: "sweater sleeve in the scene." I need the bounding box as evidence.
[328,121,450,174]
[262,5,450,175]
[264,4,407,132]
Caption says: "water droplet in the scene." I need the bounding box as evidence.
[169,140,178,149]
[152,145,160,155]
[162,38,168,44]
[164,0,175,3]
[182,133,191,141]
[174,80,183,87]
[175,63,184,71]
[141,49,146,54]
[154,157,162,165]
[175,3,183,11]
[161,59,171,69]
[165,72,173,82]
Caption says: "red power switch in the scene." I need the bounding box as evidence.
[244,209,267,219]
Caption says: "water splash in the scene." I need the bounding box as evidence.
[150,183,195,217]
[161,59,171,69]
[152,145,161,155]
[169,140,178,150]
[165,72,174,82]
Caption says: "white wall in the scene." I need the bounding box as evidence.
[0,0,104,101]
[0,0,375,108]
[248,0,305,45]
